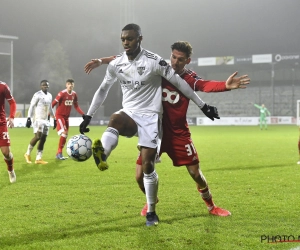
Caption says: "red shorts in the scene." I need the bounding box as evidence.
[56,116,69,135]
[136,135,199,167]
[160,135,199,166]
[0,125,10,147]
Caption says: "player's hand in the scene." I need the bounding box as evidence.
[6,118,14,128]
[53,119,57,130]
[225,72,250,90]
[80,115,92,134]
[82,114,86,119]
[84,59,102,74]
[84,56,116,74]
[201,104,220,121]
[26,117,32,128]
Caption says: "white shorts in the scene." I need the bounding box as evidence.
[121,109,162,149]
[32,119,50,135]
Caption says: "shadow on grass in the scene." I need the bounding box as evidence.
[17,158,70,177]
[0,212,214,248]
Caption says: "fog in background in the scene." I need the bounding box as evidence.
[1,0,300,116]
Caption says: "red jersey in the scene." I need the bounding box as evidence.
[162,69,228,138]
[0,81,16,125]
[52,89,84,118]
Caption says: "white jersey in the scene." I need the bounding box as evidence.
[87,48,205,117]
[28,90,54,121]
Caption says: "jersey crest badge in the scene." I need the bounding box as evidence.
[137,67,145,75]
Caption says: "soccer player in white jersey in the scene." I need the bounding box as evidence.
[24,80,56,164]
[80,23,219,226]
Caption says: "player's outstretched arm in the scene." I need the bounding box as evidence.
[168,74,219,121]
[84,56,116,74]
[225,72,251,90]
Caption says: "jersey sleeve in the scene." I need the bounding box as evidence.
[195,79,227,92]
[254,104,261,109]
[87,64,116,117]
[73,93,84,115]
[28,93,39,118]
[52,92,61,107]
[153,57,175,81]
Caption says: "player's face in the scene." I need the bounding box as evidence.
[66,82,74,93]
[40,82,49,94]
[170,49,191,74]
[121,30,141,59]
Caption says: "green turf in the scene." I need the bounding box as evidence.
[0,125,299,250]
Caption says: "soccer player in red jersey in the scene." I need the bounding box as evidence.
[136,41,250,217]
[84,41,250,218]
[52,79,85,160]
[0,81,17,183]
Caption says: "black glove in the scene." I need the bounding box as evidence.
[26,118,32,128]
[53,119,57,130]
[82,114,86,119]
[201,104,220,121]
[80,115,92,134]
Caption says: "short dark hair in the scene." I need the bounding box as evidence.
[66,78,74,83]
[40,80,48,85]
[171,41,193,58]
[122,23,142,37]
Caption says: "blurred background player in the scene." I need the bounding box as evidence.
[253,103,271,130]
[84,41,250,218]
[0,81,16,183]
[52,79,85,160]
[24,80,56,164]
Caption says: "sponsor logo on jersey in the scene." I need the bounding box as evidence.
[162,88,180,104]
[137,67,145,75]
[118,69,124,73]
[65,100,73,106]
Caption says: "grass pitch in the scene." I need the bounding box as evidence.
[0,125,299,250]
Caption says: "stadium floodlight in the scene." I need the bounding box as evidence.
[0,35,19,95]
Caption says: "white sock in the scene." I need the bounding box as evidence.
[26,144,33,155]
[36,150,43,160]
[101,127,119,158]
[144,170,159,213]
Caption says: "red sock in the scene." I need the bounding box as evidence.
[58,136,67,154]
[5,158,14,172]
[198,186,215,209]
